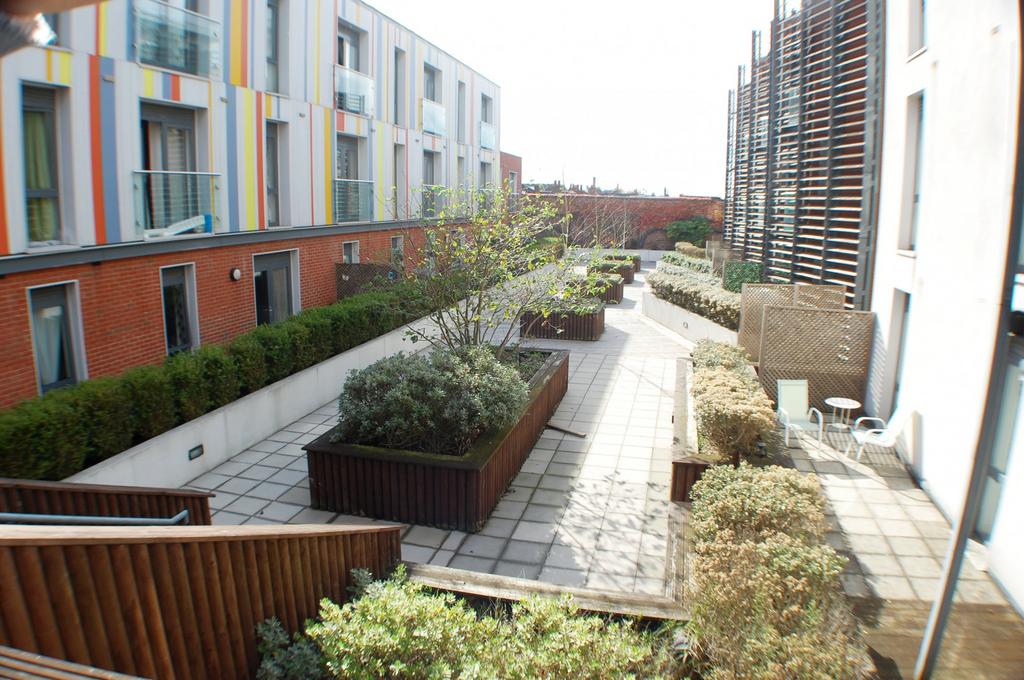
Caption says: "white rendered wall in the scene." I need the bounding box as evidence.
[867,0,1021,606]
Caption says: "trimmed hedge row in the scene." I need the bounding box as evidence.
[661,251,711,273]
[675,241,706,258]
[0,285,430,481]
[723,260,762,293]
[647,268,741,330]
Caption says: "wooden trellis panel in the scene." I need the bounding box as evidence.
[738,283,846,361]
[758,305,874,412]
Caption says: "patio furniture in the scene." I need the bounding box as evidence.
[776,379,824,446]
[846,410,909,462]
[825,396,862,427]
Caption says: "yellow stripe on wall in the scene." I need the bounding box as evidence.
[96,2,107,57]
[142,68,156,98]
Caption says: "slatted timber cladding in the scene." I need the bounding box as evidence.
[738,283,846,361]
[0,479,213,525]
[758,305,874,412]
[0,645,144,679]
[723,0,882,308]
[0,524,402,680]
[520,310,605,341]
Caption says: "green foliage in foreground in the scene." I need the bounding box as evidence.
[0,283,430,480]
[258,566,683,680]
[666,217,713,246]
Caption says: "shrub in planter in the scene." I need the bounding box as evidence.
[691,339,753,372]
[332,347,528,456]
[293,310,335,365]
[283,321,316,372]
[68,378,136,467]
[661,251,712,273]
[0,390,89,479]
[164,351,210,422]
[122,364,179,441]
[251,323,295,383]
[666,216,713,246]
[675,241,707,258]
[602,252,641,271]
[692,366,775,460]
[647,269,741,330]
[587,258,634,283]
[229,334,269,394]
[723,261,762,293]
[195,345,241,411]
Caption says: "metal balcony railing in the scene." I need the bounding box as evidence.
[133,170,218,237]
[335,65,374,117]
[134,0,221,78]
[420,184,445,218]
[421,98,446,136]
[335,179,374,223]
[480,121,496,150]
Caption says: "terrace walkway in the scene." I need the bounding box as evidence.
[185,270,692,596]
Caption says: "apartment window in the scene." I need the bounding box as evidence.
[509,170,518,192]
[161,265,198,355]
[336,134,364,222]
[42,13,61,46]
[29,284,81,393]
[479,161,491,188]
[424,65,439,102]
[266,0,280,93]
[266,122,281,226]
[253,252,295,325]
[457,81,466,143]
[909,0,926,54]
[342,240,360,264]
[23,86,62,245]
[338,22,359,70]
[422,150,439,217]
[391,235,404,267]
[900,93,925,250]
[481,94,493,124]
[135,0,216,77]
[394,48,407,126]
[140,103,202,232]
[393,143,407,218]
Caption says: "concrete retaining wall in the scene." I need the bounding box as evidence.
[641,289,737,345]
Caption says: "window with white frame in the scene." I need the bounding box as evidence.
[391,234,404,267]
[481,94,493,124]
[161,265,199,355]
[253,251,297,325]
[266,0,282,93]
[342,240,360,264]
[23,85,63,246]
[29,283,83,393]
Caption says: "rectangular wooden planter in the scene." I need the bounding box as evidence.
[588,263,634,284]
[598,280,624,304]
[670,458,712,502]
[519,308,605,341]
[304,351,569,532]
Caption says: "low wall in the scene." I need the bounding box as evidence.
[68,316,437,489]
[641,290,737,345]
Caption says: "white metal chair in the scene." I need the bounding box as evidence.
[846,409,910,462]
[776,379,824,447]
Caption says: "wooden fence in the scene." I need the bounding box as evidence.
[0,523,402,680]
[0,479,213,525]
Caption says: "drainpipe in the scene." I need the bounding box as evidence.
[914,3,1024,676]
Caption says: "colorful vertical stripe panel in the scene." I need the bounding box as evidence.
[0,68,7,254]
[256,94,265,229]
[88,56,107,244]
[226,87,239,231]
[99,57,121,243]
[323,106,333,224]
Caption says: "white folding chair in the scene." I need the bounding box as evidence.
[847,409,910,462]
[776,379,824,447]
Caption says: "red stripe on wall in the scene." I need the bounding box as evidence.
[336,110,345,132]
[256,95,265,228]
[89,56,107,245]
[170,75,181,101]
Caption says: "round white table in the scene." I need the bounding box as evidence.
[825,397,861,429]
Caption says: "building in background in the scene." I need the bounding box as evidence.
[0,0,499,408]
[722,0,884,308]
[867,0,1023,611]
[500,151,522,193]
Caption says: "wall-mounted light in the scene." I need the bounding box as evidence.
[230,268,242,281]
[188,444,204,460]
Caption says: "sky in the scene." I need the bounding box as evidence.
[367,0,772,197]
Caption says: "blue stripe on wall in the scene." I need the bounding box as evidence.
[226,86,240,232]
[100,57,121,243]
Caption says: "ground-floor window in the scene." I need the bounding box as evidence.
[29,283,81,393]
[254,251,296,325]
[161,264,198,354]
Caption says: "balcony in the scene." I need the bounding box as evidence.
[134,0,221,78]
[480,121,496,150]
[133,171,218,238]
[420,184,445,218]
[421,99,446,136]
[335,65,374,117]
[335,179,374,223]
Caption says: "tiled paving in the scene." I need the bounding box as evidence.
[790,430,1010,606]
[185,270,693,595]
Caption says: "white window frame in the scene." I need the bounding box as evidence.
[342,240,360,264]
[159,262,200,355]
[25,280,88,395]
[251,248,301,325]
[390,234,404,267]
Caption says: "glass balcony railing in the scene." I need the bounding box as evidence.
[420,184,445,218]
[134,0,221,78]
[133,171,218,237]
[335,179,374,223]
[480,121,496,150]
[335,65,374,117]
[421,99,446,136]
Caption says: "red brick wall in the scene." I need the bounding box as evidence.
[500,152,523,193]
[538,193,723,249]
[0,226,426,409]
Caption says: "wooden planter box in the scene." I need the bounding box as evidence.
[304,351,569,532]
[520,308,605,341]
[597,280,624,304]
[670,457,712,502]
[589,263,634,284]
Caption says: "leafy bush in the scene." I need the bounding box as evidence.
[647,268,741,330]
[333,347,529,456]
[661,251,712,273]
[164,351,210,422]
[587,258,632,276]
[229,334,269,394]
[69,378,135,467]
[687,465,869,679]
[666,216,713,246]
[691,340,752,372]
[723,261,762,293]
[293,310,335,365]
[0,391,89,480]
[282,321,315,372]
[675,241,707,258]
[122,365,178,441]
[692,366,775,460]
[295,566,680,679]
[251,323,295,383]
[601,252,640,268]
[195,346,240,411]
[256,618,326,680]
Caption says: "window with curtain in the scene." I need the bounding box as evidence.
[23,86,61,245]
[161,266,194,354]
[30,285,77,393]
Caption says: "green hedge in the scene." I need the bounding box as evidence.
[723,260,762,293]
[0,284,430,480]
[675,241,706,258]
[661,251,712,273]
[647,268,741,330]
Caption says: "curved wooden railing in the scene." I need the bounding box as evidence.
[0,478,214,525]
[0,523,402,680]
[0,645,144,679]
